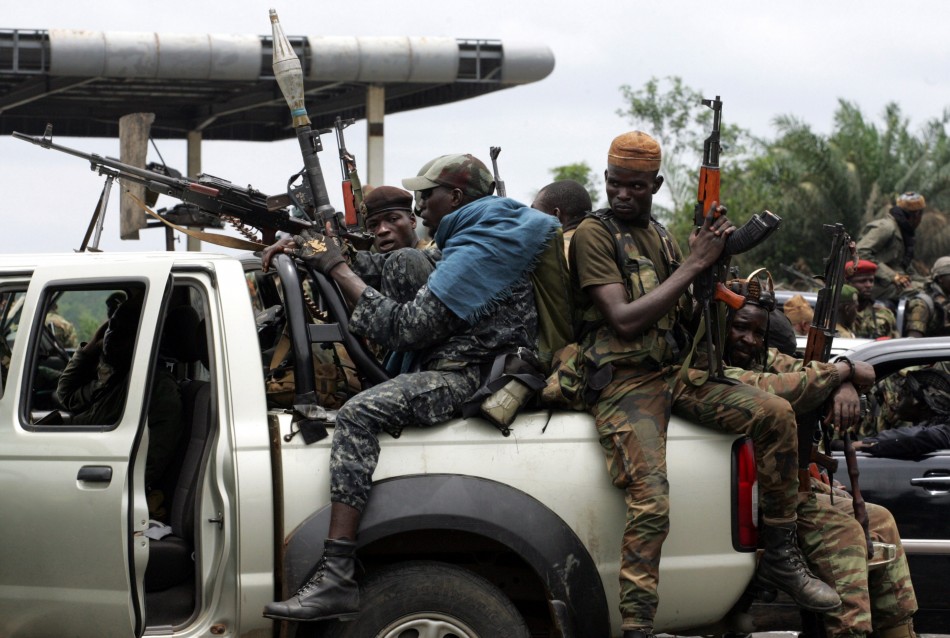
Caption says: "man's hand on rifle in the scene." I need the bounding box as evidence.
[826,382,863,431]
[261,227,346,275]
[687,202,735,268]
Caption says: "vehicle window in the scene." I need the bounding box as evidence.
[26,284,146,427]
[0,287,28,396]
[867,360,950,436]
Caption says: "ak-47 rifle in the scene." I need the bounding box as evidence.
[334,116,365,230]
[12,125,312,246]
[691,95,782,379]
[780,263,821,291]
[799,224,873,557]
[489,146,506,197]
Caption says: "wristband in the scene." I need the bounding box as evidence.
[836,356,855,380]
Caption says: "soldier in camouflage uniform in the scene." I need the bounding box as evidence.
[569,131,839,638]
[847,260,899,339]
[903,256,950,338]
[45,303,78,350]
[721,279,917,638]
[260,154,562,623]
[855,192,926,303]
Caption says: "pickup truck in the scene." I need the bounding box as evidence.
[0,250,760,638]
[750,336,950,634]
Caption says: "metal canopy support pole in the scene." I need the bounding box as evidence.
[186,130,202,251]
[366,85,385,187]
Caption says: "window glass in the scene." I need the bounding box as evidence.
[0,288,28,396]
[28,284,145,426]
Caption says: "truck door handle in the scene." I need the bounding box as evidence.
[910,472,950,494]
[77,466,113,483]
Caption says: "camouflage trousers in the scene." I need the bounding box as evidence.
[593,365,799,629]
[798,482,917,637]
[329,365,480,511]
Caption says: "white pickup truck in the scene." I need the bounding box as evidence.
[0,250,759,638]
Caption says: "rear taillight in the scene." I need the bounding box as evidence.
[732,437,758,551]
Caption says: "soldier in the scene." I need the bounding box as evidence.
[836,285,860,338]
[856,191,926,303]
[847,260,899,339]
[569,130,839,638]
[721,274,918,638]
[360,185,432,253]
[903,256,950,338]
[784,293,815,336]
[260,154,562,623]
[532,179,592,257]
[45,302,78,350]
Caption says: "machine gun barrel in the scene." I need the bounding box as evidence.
[12,128,311,236]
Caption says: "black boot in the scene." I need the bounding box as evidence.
[263,538,359,622]
[756,522,841,613]
[622,630,656,638]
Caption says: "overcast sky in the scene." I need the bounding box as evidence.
[3,0,950,253]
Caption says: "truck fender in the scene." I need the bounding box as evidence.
[283,473,610,638]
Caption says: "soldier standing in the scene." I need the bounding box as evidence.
[569,130,839,638]
[855,191,926,303]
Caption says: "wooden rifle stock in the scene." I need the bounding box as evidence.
[843,430,873,556]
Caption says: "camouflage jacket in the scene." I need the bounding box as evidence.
[723,348,841,413]
[349,275,537,370]
[855,215,911,285]
[904,280,950,337]
[853,303,898,339]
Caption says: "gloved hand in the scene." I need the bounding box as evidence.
[893,273,911,288]
[291,230,346,274]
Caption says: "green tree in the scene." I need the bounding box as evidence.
[547,162,602,208]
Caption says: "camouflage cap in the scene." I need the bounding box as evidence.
[402,154,495,198]
[933,256,950,278]
[897,191,926,211]
[839,284,859,304]
[360,185,413,219]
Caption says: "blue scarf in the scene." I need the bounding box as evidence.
[429,196,560,324]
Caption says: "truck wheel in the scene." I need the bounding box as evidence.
[317,560,530,638]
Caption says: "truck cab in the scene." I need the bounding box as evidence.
[0,251,758,638]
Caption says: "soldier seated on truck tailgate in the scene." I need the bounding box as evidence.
[260,153,561,623]
[721,273,918,638]
[569,131,840,638]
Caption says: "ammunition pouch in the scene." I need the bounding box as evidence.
[463,349,545,435]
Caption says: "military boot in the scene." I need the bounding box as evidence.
[262,538,359,622]
[756,522,841,613]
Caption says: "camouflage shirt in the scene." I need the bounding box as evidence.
[724,348,841,413]
[349,277,538,369]
[904,280,950,336]
[853,303,898,339]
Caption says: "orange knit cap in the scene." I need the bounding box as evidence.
[608,131,662,172]
[783,294,814,324]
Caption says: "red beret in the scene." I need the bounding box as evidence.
[846,260,877,276]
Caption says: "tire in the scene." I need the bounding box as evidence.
[317,560,530,638]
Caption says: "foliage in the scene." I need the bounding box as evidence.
[548,162,602,208]
[554,77,950,279]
